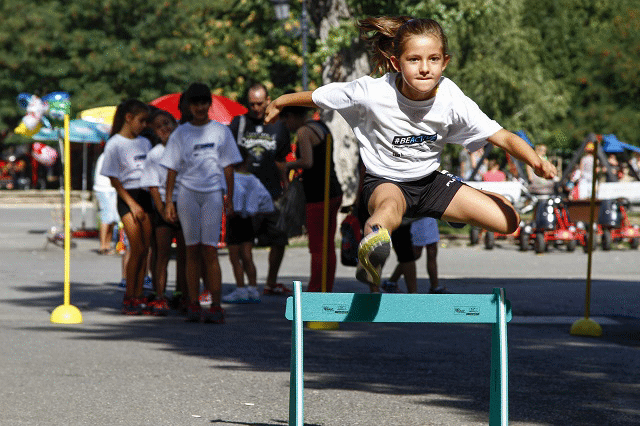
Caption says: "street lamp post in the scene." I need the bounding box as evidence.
[271,0,309,90]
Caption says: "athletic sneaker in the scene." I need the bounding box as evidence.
[247,287,261,304]
[356,226,391,287]
[148,297,170,316]
[143,275,153,290]
[221,287,249,304]
[381,280,400,293]
[263,283,292,296]
[122,297,144,315]
[203,305,225,324]
[186,303,202,322]
[199,291,212,305]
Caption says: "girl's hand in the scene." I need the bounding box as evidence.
[165,202,178,223]
[264,101,281,124]
[534,159,557,180]
[131,203,146,222]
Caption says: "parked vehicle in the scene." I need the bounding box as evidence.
[519,197,580,253]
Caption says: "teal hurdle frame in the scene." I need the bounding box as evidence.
[285,281,512,426]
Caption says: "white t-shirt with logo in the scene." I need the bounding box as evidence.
[312,74,502,182]
[140,144,179,202]
[160,121,242,193]
[100,133,152,189]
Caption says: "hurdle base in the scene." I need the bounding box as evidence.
[306,321,340,330]
[50,304,83,324]
[570,317,602,337]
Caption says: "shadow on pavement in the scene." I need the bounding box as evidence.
[8,276,640,426]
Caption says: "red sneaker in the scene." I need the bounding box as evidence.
[186,303,202,323]
[148,298,170,316]
[203,305,225,324]
[262,283,292,296]
[122,297,142,315]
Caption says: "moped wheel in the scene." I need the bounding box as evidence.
[534,233,546,254]
[567,239,577,252]
[469,227,480,245]
[484,231,495,250]
[519,232,529,252]
[630,237,639,250]
[601,229,612,251]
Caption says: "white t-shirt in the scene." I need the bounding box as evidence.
[100,134,152,189]
[160,121,242,193]
[233,172,274,218]
[312,74,502,182]
[93,153,115,193]
[140,144,179,202]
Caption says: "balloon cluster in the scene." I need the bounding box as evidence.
[15,92,71,137]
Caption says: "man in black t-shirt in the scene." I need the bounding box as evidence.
[229,83,292,295]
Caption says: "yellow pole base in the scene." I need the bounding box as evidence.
[306,321,340,330]
[50,304,83,324]
[570,317,602,337]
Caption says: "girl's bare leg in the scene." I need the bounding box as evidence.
[228,244,245,288]
[365,183,406,235]
[442,186,519,234]
[122,213,151,298]
[239,242,257,287]
[202,245,221,306]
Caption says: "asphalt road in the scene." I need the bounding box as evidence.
[0,205,638,426]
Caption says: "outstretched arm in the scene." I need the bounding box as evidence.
[488,129,557,179]
[264,91,317,124]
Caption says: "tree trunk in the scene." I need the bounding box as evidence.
[310,0,369,205]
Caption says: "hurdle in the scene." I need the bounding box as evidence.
[285,281,512,425]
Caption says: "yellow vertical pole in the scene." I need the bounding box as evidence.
[51,114,83,324]
[307,128,338,330]
[570,137,601,336]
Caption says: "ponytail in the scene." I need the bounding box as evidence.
[357,16,449,75]
[110,99,149,137]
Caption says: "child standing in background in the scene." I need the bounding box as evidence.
[161,83,242,323]
[140,109,185,315]
[222,146,274,304]
[100,99,153,314]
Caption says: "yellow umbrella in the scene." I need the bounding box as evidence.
[78,106,117,130]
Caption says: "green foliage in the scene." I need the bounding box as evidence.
[1,0,637,152]
[0,0,317,130]
[523,0,640,146]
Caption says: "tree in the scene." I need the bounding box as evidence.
[0,0,315,134]
[523,0,640,146]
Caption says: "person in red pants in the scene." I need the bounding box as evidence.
[280,105,343,292]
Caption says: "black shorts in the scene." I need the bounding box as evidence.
[390,223,420,263]
[152,202,181,230]
[226,215,255,245]
[360,171,465,220]
[117,188,153,218]
[253,209,288,247]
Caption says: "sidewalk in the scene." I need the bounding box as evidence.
[0,206,638,425]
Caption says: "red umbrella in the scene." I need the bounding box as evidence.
[149,93,248,125]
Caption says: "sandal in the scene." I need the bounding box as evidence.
[263,283,292,296]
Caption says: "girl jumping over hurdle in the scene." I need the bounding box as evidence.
[265,16,556,290]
